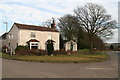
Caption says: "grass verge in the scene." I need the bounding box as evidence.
[0,52,109,63]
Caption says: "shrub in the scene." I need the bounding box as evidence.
[15,45,30,55]
[35,49,48,56]
[15,45,29,52]
[53,50,67,55]
[15,49,30,55]
[29,49,38,55]
[66,50,78,55]
[15,47,48,56]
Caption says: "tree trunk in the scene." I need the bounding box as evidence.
[89,37,94,54]
[90,41,93,51]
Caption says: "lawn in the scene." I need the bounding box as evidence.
[0,52,109,63]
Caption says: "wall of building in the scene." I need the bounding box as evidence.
[2,39,6,47]
[7,25,19,52]
[0,38,2,52]
[65,40,77,51]
[19,29,59,50]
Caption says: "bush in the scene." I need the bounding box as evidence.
[15,47,48,56]
[15,47,76,56]
[35,50,48,56]
[53,50,77,56]
[66,50,78,55]
[15,49,30,55]
[15,45,29,52]
[53,50,67,55]
[15,45,29,55]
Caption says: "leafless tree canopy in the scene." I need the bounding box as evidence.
[58,14,81,41]
[74,3,116,40]
[73,3,117,51]
[41,19,52,28]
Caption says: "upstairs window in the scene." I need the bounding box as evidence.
[9,43,10,47]
[30,32,36,38]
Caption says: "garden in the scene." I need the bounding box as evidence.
[1,45,110,63]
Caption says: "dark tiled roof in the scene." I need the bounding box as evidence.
[28,39,40,42]
[14,23,59,32]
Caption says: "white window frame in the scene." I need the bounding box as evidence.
[29,42,39,49]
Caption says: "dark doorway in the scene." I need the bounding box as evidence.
[46,40,55,55]
[70,42,73,51]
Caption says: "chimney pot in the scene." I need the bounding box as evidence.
[51,18,56,29]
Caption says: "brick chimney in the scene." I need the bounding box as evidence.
[51,18,56,29]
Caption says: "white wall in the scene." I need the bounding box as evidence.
[65,41,77,51]
[19,29,59,50]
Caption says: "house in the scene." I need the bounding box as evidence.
[0,37,2,52]
[1,20,60,53]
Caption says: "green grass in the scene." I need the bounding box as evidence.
[0,52,109,63]
[78,49,90,52]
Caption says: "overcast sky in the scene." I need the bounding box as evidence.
[0,0,119,43]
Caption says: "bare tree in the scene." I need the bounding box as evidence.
[58,14,81,41]
[41,19,52,28]
[74,3,116,51]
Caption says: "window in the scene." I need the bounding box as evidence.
[30,42,39,49]
[30,32,36,38]
[31,43,35,45]
[9,43,10,46]
[31,43,38,46]
[35,43,38,45]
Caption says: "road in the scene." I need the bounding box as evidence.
[2,51,119,78]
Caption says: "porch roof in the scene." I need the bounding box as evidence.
[28,39,39,42]
[46,39,55,43]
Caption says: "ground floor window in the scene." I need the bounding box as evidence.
[9,43,10,47]
[27,39,40,49]
[31,46,38,49]
[30,42,39,49]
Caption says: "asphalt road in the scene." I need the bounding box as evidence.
[2,51,119,78]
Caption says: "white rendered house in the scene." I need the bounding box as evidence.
[1,20,59,53]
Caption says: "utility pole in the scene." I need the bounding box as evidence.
[3,22,8,53]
